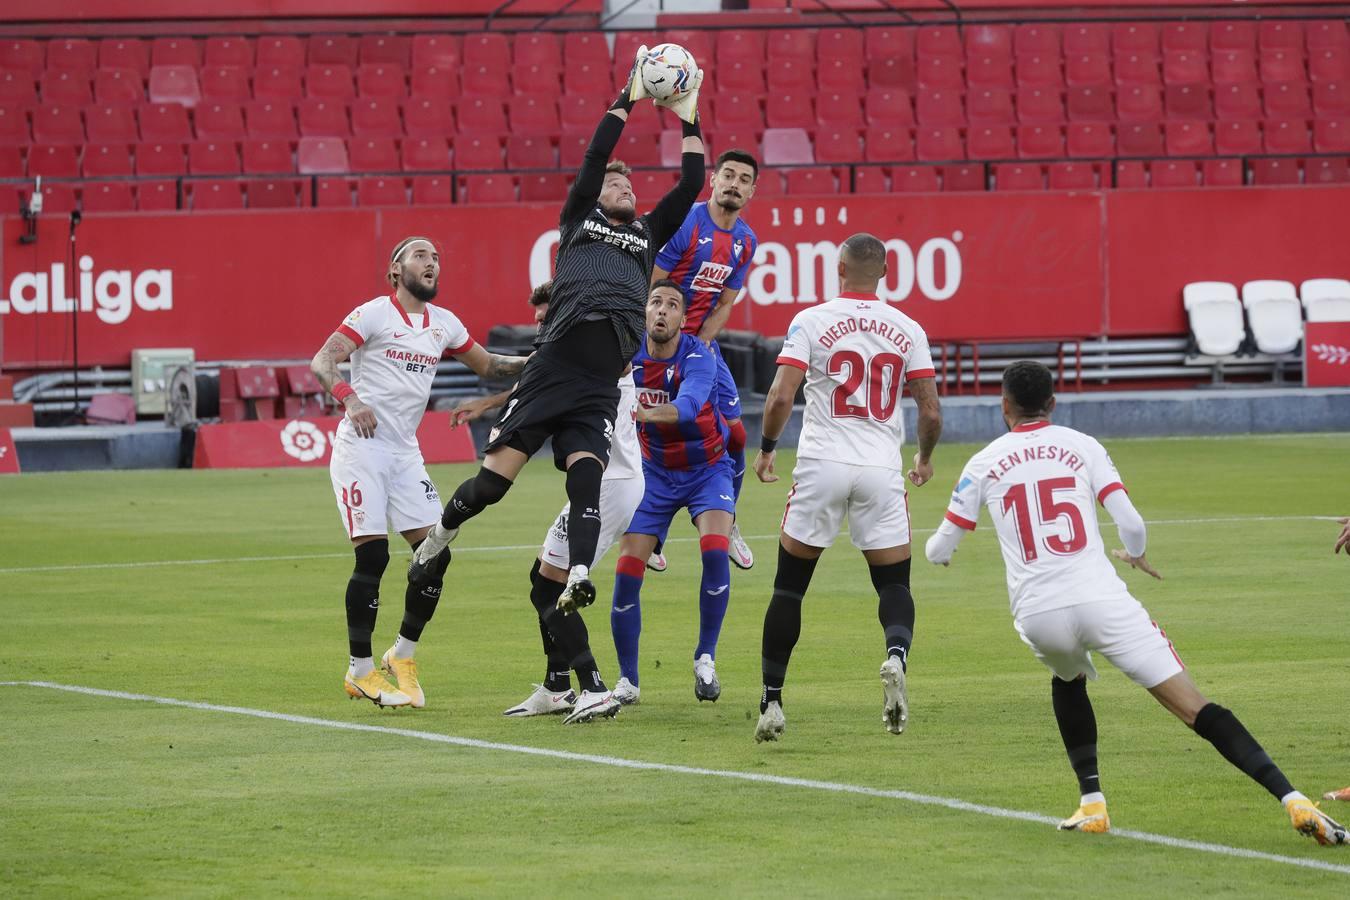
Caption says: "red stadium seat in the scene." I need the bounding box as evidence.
[1066,122,1114,157]
[456,97,507,135]
[767,92,816,130]
[513,32,561,69]
[864,126,914,162]
[1065,54,1111,88]
[966,24,1012,61]
[892,165,940,192]
[357,175,407,205]
[815,92,864,129]
[41,70,93,105]
[403,97,455,138]
[411,174,453,205]
[137,179,178,210]
[1017,24,1063,58]
[0,105,27,145]
[785,166,837,195]
[82,142,132,177]
[413,34,463,70]
[461,64,510,98]
[459,173,517,204]
[245,101,297,140]
[360,35,411,67]
[1062,23,1108,57]
[1201,158,1244,187]
[1212,21,1257,53]
[1117,85,1163,122]
[1314,80,1350,117]
[298,99,349,137]
[0,70,37,108]
[713,94,765,132]
[562,32,607,68]
[1309,48,1350,83]
[1215,84,1262,120]
[1214,120,1262,155]
[1264,118,1311,153]
[769,29,816,65]
[916,88,963,126]
[967,125,1014,160]
[716,31,766,65]
[994,162,1044,191]
[148,65,200,107]
[32,105,84,144]
[1166,84,1211,120]
[1118,123,1164,156]
[358,65,407,99]
[1265,82,1312,118]
[1115,160,1149,188]
[307,65,355,101]
[410,65,460,100]
[1212,50,1258,86]
[761,127,813,165]
[630,168,678,198]
[296,136,347,173]
[509,95,560,138]
[350,98,401,138]
[1112,23,1159,57]
[967,55,1014,90]
[1306,156,1350,183]
[1019,124,1064,158]
[917,56,964,90]
[48,38,97,73]
[82,182,136,212]
[513,63,561,97]
[916,126,963,161]
[463,33,511,72]
[563,61,611,97]
[401,136,450,171]
[191,180,245,210]
[1161,23,1207,55]
[1165,120,1212,156]
[1314,118,1350,152]
[204,37,253,69]
[865,89,914,127]
[1115,54,1160,87]
[254,66,304,101]
[454,134,503,169]
[1017,55,1063,90]
[1017,88,1064,124]
[189,140,240,175]
[315,176,353,207]
[1250,157,1300,185]
[150,38,200,69]
[616,133,659,167]
[814,127,862,164]
[1163,52,1210,86]
[942,163,985,192]
[1307,20,1350,50]
[817,58,865,93]
[1152,159,1200,188]
[917,26,962,61]
[865,28,914,62]
[869,57,916,92]
[135,141,186,176]
[36,182,78,212]
[242,138,293,174]
[1048,161,1098,190]
[86,104,138,143]
[1261,50,1306,85]
[309,35,358,67]
[1,39,44,77]
[506,135,555,169]
[849,165,887,194]
[968,88,1015,125]
[194,102,246,141]
[94,67,143,106]
[247,177,302,208]
[257,36,304,70]
[347,137,399,172]
[1066,86,1113,122]
[1257,21,1303,53]
[720,60,767,97]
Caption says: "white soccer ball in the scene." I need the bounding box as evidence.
[640,43,698,103]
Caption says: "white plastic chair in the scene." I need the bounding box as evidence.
[1182,281,1244,356]
[1241,279,1302,354]
[1300,278,1350,323]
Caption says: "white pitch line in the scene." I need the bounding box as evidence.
[0,516,1339,575]
[4,680,1348,878]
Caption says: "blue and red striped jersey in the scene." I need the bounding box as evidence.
[654,202,758,335]
[631,332,728,470]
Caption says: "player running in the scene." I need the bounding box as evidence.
[408,50,705,616]
[310,236,529,709]
[924,360,1347,846]
[648,149,760,573]
[609,280,735,704]
[451,282,642,724]
[752,233,942,742]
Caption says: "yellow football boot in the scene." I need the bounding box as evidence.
[344,669,412,708]
[380,649,426,709]
[1058,801,1110,834]
[1287,797,1348,846]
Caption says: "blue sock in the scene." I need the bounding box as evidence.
[731,447,746,503]
[696,535,732,659]
[610,555,646,685]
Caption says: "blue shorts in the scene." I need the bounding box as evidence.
[627,456,736,543]
[709,341,741,421]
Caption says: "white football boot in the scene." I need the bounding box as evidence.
[562,689,621,724]
[694,653,721,702]
[612,677,641,705]
[755,701,786,743]
[880,656,908,734]
[502,684,576,717]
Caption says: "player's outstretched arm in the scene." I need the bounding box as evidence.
[311,330,377,438]
[451,390,511,427]
[697,287,740,345]
[634,345,718,426]
[754,363,805,484]
[1335,517,1350,555]
[558,50,647,225]
[453,343,529,381]
[1103,490,1161,579]
[925,520,967,567]
[907,376,942,487]
[646,117,706,248]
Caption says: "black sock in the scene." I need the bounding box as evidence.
[1192,703,1295,801]
[530,560,571,691]
[400,540,449,641]
[1052,676,1101,797]
[564,457,604,570]
[442,467,513,529]
[530,564,606,693]
[345,540,389,659]
[761,543,819,712]
[870,559,914,671]
[653,539,664,556]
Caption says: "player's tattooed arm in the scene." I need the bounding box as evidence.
[311,331,377,438]
[907,376,942,487]
[454,343,530,380]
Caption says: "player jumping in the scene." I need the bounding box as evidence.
[753,233,942,741]
[408,49,705,613]
[925,360,1347,846]
[310,237,529,708]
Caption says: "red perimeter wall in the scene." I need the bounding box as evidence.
[1,185,1347,369]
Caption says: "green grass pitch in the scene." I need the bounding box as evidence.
[3,434,1349,897]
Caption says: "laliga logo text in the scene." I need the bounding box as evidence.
[0,255,172,325]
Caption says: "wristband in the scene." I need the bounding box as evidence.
[760,436,778,453]
[681,115,702,138]
[331,381,356,404]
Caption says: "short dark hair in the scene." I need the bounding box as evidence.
[840,232,887,281]
[528,281,552,306]
[1002,360,1055,415]
[714,149,759,181]
[650,278,686,308]
[605,160,631,177]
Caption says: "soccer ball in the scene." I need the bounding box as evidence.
[639,43,698,103]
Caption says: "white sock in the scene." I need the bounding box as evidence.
[348,656,374,678]
[1280,791,1307,806]
[393,635,417,659]
[1081,791,1106,807]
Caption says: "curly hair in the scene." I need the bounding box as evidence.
[1001,360,1055,416]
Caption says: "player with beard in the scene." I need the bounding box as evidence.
[309,237,529,708]
[408,50,706,617]
[646,149,760,574]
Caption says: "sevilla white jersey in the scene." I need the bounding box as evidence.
[605,376,642,481]
[944,422,1130,619]
[777,292,935,470]
[336,295,474,454]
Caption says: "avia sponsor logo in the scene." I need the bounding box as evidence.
[746,234,963,305]
[0,256,173,324]
[637,388,669,407]
[690,260,733,295]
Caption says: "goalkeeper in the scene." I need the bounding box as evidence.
[410,47,706,616]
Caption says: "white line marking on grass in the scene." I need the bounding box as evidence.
[5,680,1348,877]
[2,516,1340,575]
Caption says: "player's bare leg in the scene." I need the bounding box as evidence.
[611,531,660,702]
[555,450,606,614]
[863,544,914,735]
[410,446,528,583]
[757,533,822,741]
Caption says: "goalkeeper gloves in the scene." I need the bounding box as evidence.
[654,66,703,125]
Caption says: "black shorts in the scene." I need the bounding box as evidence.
[483,352,620,471]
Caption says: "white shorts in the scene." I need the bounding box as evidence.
[329,438,441,539]
[781,457,910,551]
[1014,596,1185,689]
[539,474,646,570]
